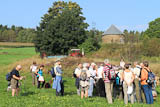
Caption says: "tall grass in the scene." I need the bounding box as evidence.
[0,42,34,48]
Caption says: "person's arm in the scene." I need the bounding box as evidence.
[56,67,62,74]
[121,71,124,81]
[131,73,135,83]
[75,69,79,77]
[13,75,22,80]
[30,66,32,72]
[96,69,98,76]
[102,71,105,80]
[35,69,40,76]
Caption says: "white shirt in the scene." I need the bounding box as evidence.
[124,70,133,84]
[75,68,81,77]
[89,67,96,79]
[120,61,125,68]
[97,66,103,78]
[30,65,37,73]
[133,65,141,79]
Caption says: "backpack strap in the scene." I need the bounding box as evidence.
[106,65,112,69]
[138,67,142,78]
[144,68,151,73]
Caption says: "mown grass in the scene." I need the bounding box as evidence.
[0,47,160,107]
[0,47,36,66]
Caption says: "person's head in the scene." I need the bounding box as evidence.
[100,63,104,67]
[16,65,22,71]
[93,65,98,70]
[83,63,88,69]
[143,61,149,67]
[33,61,36,65]
[134,61,138,67]
[104,59,109,65]
[120,58,124,62]
[57,61,61,65]
[91,62,96,68]
[55,59,61,65]
[140,62,144,68]
[40,64,44,70]
[78,63,82,68]
[124,64,129,69]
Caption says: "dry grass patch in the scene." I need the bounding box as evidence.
[0,42,34,47]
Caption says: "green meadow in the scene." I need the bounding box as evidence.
[0,47,160,107]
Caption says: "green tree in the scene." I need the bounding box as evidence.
[34,1,88,55]
[78,30,101,53]
[141,38,160,57]
[7,30,16,42]
[145,18,160,38]
[17,29,36,42]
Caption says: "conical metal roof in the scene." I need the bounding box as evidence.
[103,25,123,35]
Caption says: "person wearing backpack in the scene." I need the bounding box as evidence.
[80,63,90,99]
[10,65,24,97]
[52,59,63,96]
[88,62,96,97]
[114,66,123,100]
[74,63,82,95]
[122,64,135,105]
[133,62,142,103]
[102,59,115,104]
[141,61,154,104]
[30,61,38,86]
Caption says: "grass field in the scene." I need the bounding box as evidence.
[0,47,36,66]
[0,47,160,107]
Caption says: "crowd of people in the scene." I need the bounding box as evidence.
[6,58,157,105]
[73,59,157,105]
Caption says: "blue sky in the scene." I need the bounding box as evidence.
[0,0,160,32]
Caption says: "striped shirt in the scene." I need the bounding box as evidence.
[103,64,111,83]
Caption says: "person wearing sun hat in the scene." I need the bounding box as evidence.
[52,58,63,96]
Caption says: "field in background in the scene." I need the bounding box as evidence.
[0,47,36,67]
[0,47,160,106]
[0,42,34,48]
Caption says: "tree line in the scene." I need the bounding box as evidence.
[0,25,36,42]
[1,1,160,57]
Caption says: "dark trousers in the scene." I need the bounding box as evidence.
[142,85,153,104]
[56,81,64,96]
[113,84,123,100]
[37,77,45,88]
[75,78,80,89]
[96,78,106,97]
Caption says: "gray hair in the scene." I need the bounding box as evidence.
[83,63,89,68]
[104,59,109,64]
[91,62,96,66]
